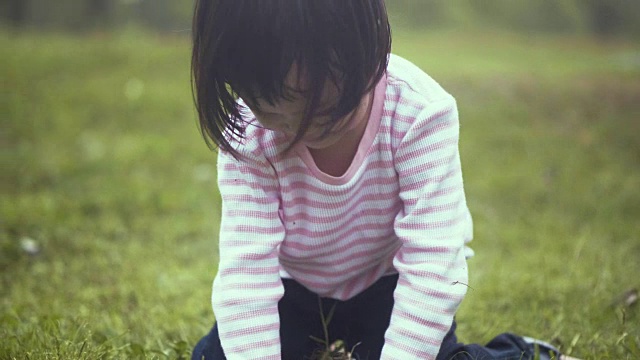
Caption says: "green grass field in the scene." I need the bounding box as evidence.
[2,28,639,359]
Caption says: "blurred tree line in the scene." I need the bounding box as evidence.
[2,0,193,32]
[388,0,640,38]
[2,0,640,38]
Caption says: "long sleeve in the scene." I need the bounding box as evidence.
[381,96,470,359]
[212,148,285,359]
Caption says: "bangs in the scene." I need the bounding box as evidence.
[217,2,333,107]
[192,0,391,155]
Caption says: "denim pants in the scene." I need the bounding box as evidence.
[193,275,546,360]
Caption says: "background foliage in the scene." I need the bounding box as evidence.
[2,1,639,359]
[3,0,640,38]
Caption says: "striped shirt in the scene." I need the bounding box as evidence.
[212,54,473,359]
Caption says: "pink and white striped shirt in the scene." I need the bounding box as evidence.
[212,54,473,359]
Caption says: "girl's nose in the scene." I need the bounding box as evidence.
[277,122,296,136]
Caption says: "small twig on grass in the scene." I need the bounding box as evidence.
[452,281,475,290]
[610,288,638,309]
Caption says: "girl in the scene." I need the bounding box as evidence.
[190,1,576,359]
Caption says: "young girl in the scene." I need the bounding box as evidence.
[190,1,577,359]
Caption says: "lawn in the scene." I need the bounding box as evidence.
[2,28,639,359]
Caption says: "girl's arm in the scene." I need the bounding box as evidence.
[212,147,285,359]
[383,96,471,359]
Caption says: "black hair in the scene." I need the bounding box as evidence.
[191,0,391,156]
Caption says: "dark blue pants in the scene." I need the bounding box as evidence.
[193,275,548,360]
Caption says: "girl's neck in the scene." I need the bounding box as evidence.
[307,91,374,177]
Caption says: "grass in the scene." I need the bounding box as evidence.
[2,28,639,359]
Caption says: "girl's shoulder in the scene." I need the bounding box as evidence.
[386,54,453,105]
[382,55,458,143]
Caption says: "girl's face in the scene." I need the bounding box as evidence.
[249,91,339,149]
[244,68,362,150]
